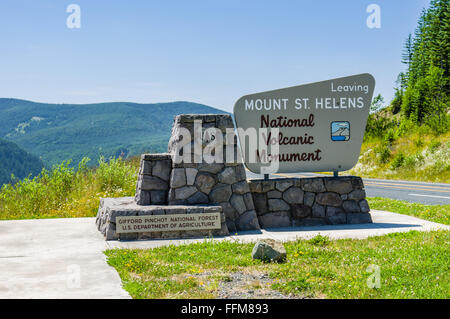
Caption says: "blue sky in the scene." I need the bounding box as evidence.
[0,0,430,112]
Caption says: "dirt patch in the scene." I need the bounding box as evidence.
[188,271,305,299]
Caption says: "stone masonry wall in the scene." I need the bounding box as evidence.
[248,176,371,228]
[166,114,260,232]
[135,153,172,205]
[96,197,229,240]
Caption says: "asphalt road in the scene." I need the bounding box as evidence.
[245,171,450,206]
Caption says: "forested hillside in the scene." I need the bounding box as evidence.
[0,99,227,168]
[0,138,44,185]
[348,0,449,182]
[392,0,449,131]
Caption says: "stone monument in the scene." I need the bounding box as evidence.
[96,113,372,241]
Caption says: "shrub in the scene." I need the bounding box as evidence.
[384,128,397,143]
[95,156,137,193]
[391,152,406,169]
[403,155,417,168]
[308,234,330,246]
[396,118,415,137]
[414,137,424,148]
[375,144,392,164]
[429,140,442,154]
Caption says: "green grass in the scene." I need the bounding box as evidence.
[105,230,450,299]
[367,197,450,225]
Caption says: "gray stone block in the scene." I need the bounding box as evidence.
[221,202,239,220]
[195,172,216,194]
[170,168,186,188]
[175,186,197,200]
[303,192,315,206]
[268,199,290,212]
[252,193,268,215]
[267,190,282,199]
[153,160,172,181]
[150,190,166,205]
[348,189,366,201]
[248,181,262,193]
[261,181,275,192]
[140,175,169,191]
[301,178,326,192]
[324,178,353,194]
[275,180,293,192]
[326,213,347,225]
[209,184,232,203]
[243,193,255,210]
[141,153,172,161]
[326,206,344,216]
[185,168,198,185]
[135,190,150,205]
[198,163,224,174]
[351,177,364,189]
[235,210,260,230]
[235,165,247,182]
[232,180,250,194]
[359,199,370,213]
[258,211,291,228]
[140,160,153,175]
[343,200,361,213]
[312,203,325,218]
[315,192,343,207]
[347,213,372,224]
[230,194,247,214]
[283,187,304,204]
[119,233,139,241]
[291,204,312,218]
[218,167,238,184]
[187,191,209,204]
[226,220,237,233]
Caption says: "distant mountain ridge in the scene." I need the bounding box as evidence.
[0,98,228,168]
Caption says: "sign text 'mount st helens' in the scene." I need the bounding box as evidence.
[233,73,375,174]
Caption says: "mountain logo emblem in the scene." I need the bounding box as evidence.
[331,121,350,141]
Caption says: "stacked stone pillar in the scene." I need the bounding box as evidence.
[166,114,260,232]
[135,154,172,205]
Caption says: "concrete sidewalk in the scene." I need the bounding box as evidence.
[0,210,448,299]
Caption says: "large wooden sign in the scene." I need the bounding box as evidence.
[233,74,375,174]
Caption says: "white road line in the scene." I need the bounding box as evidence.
[408,193,450,200]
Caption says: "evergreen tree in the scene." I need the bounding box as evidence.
[399,0,449,131]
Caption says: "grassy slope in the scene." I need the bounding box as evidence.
[105,230,449,299]
[344,123,450,183]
